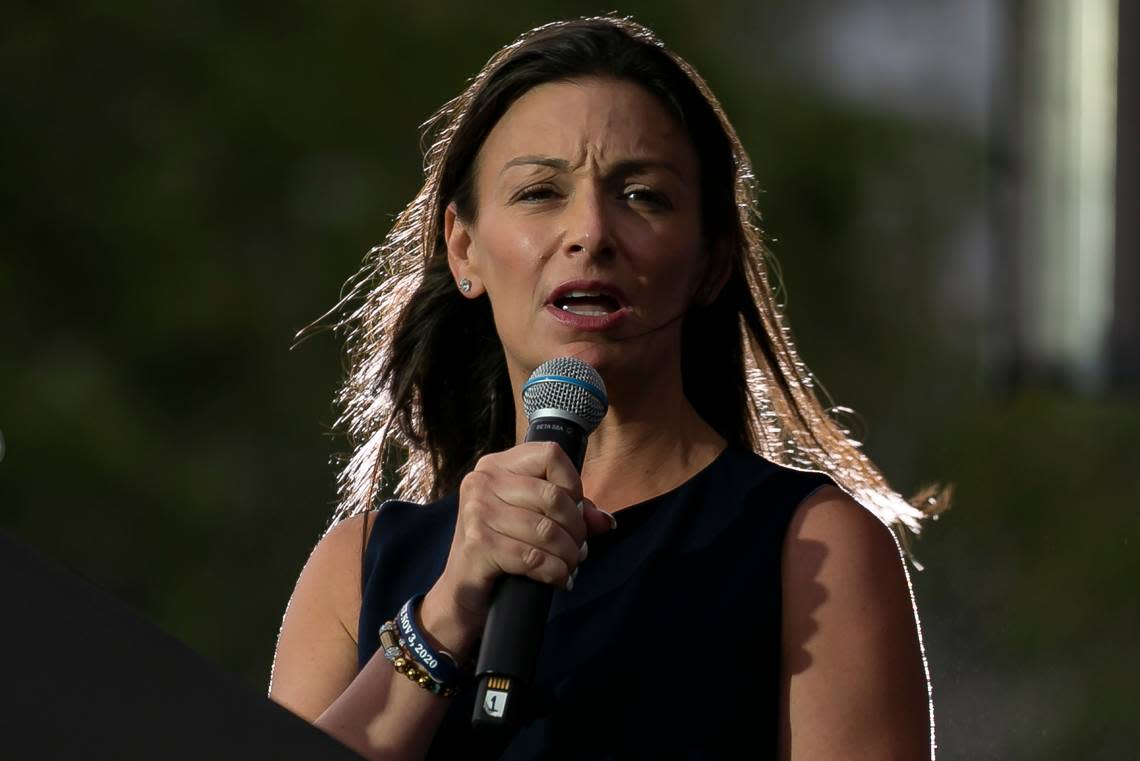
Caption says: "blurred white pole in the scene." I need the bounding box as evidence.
[1020,0,1118,391]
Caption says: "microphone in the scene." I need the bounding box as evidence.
[471,357,608,731]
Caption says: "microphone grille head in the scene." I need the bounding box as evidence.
[522,357,608,433]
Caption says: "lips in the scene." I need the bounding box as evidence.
[547,281,628,315]
[545,280,630,331]
[554,291,622,316]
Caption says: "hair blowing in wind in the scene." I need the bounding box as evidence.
[303,15,950,556]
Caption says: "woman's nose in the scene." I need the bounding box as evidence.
[562,186,615,258]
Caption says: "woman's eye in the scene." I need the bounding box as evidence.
[515,185,559,203]
[622,187,671,209]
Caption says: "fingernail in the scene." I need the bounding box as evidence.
[602,510,617,530]
[578,541,589,562]
[565,568,578,591]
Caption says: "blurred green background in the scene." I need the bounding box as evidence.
[2,2,1136,759]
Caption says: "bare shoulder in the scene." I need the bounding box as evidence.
[779,485,932,760]
[269,510,379,721]
[301,510,380,634]
[784,485,909,586]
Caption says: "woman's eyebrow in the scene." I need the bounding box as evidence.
[608,159,685,180]
[499,155,684,179]
[500,155,571,175]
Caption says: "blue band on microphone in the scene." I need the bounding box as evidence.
[522,374,608,405]
[395,594,468,686]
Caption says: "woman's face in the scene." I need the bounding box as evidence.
[446,77,712,390]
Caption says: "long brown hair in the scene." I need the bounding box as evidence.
[310,16,949,549]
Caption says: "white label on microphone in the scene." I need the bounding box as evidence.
[483,689,509,718]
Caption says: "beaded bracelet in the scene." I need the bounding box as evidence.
[379,621,460,698]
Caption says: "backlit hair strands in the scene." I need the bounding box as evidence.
[303,15,950,557]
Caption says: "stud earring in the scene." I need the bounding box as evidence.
[459,278,472,294]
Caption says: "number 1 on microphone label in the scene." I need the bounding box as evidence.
[483,689,509,718]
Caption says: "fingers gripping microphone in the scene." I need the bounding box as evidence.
[471,357,608,731]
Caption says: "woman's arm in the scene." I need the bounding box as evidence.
[269,512,457,761]
[269,443,613,760]
[778,486,932,761]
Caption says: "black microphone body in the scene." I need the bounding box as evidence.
[471,358,606,732]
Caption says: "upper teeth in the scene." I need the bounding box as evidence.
[558,291,613,316]
[562,305,608,315]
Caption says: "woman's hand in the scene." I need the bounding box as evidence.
[419,442,616,660]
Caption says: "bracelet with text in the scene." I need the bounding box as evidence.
[395,594,471,686]
[379,620,459,698]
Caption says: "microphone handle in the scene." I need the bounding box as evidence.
[470,415,586,731]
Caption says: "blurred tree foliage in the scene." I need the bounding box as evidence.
[1,2,1135,759]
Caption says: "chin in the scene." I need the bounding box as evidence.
[555,341,616,366]
[549,344,659,385]
[513,343,607,379]
[510,329,678,389]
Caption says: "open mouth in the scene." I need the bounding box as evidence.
[553,291,623,316]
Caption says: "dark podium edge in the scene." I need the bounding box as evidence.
[0,527,365,759]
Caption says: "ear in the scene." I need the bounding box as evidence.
[444,202,484,297]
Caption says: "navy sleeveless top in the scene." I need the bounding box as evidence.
[357,446,832,759]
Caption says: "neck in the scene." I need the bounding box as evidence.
[511,360,726,512]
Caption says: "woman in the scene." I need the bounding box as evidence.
[270,16,945,760]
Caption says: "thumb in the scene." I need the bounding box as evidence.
[580,497,617,537]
